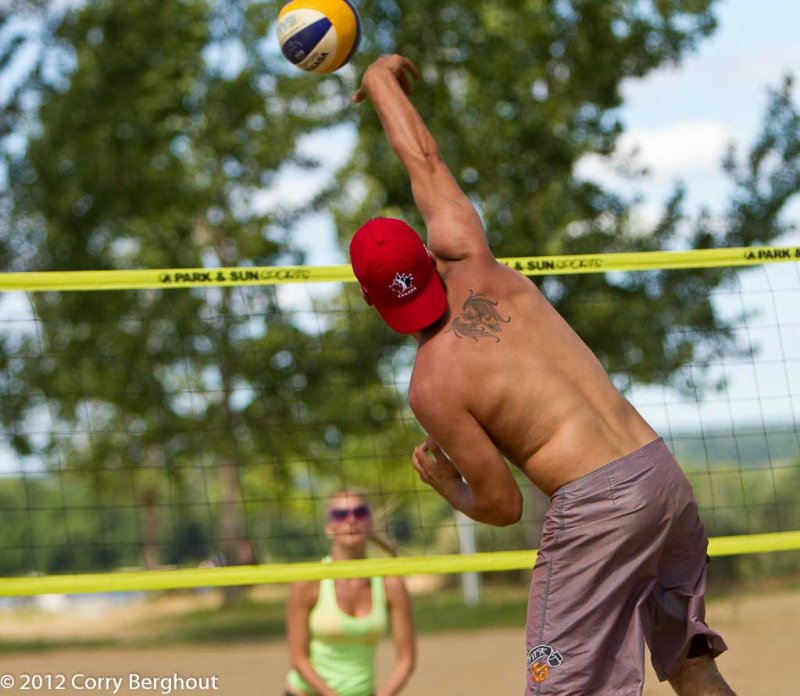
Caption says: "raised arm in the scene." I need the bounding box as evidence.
[353,54,490,262]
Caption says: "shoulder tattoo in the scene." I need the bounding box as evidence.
[447,289,511,342]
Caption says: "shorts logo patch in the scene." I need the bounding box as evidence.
[527,644,564,684]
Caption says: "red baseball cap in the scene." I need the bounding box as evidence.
[349,218,447,334]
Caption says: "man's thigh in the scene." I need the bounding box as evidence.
[525,445,678,694]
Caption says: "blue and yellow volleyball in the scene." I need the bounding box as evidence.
[277,0,362,74]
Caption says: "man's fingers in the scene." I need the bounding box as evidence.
[354,56,420,103]
[398,59,420,94]
[397,71,412,95]
[411,448,432,484]
[402,58,421,81]
[412,462,429,484]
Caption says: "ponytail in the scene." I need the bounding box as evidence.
[368,532,398,557]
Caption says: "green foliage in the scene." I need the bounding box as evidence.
[0,0,403,573]
[0,585,533,652]
[677,430,800,583]
[1,2,799,577]
[0,474,139,574]
[334,1,800,389]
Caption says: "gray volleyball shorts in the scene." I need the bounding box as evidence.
[525,438,727,695]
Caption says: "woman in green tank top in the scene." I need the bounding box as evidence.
[285,490,416,696]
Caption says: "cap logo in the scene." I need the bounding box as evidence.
[390,272,417,298]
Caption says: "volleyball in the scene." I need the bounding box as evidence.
[277,0,361,74]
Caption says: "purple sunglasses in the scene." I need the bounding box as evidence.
[328,504,371,522]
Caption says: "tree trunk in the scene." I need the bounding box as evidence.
[218,285,246,605]
[139,486,160,571]
[219,456,246,604]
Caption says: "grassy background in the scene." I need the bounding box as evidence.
[0,584,531,654]
[3,571,800,655]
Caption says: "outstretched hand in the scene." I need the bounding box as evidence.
[412,436,462,492]
[353,54,420,104]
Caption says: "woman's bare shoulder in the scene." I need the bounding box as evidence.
[290,580,321,605]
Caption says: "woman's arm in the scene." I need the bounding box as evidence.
[376,576,416,696]
[286,581,339,696]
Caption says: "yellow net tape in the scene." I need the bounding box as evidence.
[2,246,799,292]
[1,246,798,594]
[1,532,799,596]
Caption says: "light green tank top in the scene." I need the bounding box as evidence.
[286,571,388,696]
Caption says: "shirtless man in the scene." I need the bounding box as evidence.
[349,54,735,696]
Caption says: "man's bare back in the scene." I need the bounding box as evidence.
[350,53,658,523]
[410,254,658,496]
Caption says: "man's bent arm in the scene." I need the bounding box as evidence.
[411,436,522,527]
[410,396,523,526]
[354,55,490,262]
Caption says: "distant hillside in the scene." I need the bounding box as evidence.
[666,424,800,470]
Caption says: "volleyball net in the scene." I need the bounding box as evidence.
[1,246,799,596]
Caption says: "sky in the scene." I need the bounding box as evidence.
[0,2,795,597]
[273,0,800,433]
[2,0,800,450]
[578,0,800,231]
[578,0,800,432]
[269,0,800,269]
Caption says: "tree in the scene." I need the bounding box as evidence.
[334,1,799,388]
[2,1,799,579]
[328,2,800,551]
[0,0,404,580]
